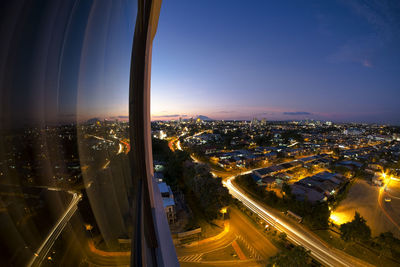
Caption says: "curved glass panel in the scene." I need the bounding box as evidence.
[0,1,137,266]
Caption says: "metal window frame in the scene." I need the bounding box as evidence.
[129,0,178,266]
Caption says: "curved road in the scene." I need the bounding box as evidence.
[224,177,372,267]
[176,207,277,265]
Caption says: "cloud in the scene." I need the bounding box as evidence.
[118,115,129,119]
[344,0,400,40]
[283,112,312,116]
[329,0,400,68]
[216,110,234,114]
[152,114,187,118]
[362,59,372,68]
[327,36,379,68]
[256,112,275,115]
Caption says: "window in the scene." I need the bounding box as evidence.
[0,1,176,266]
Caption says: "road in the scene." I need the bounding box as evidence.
[176,207,277,266]
[379,179,400,232]
[224,177,372,267]
[27,191,82,267]
[89,134,130,154]
[181,130,383,266]
[169,132,186,152]
[177,132,387,266]
[229,208,278,260]
[168,137,178,152]
[25,133,129,266]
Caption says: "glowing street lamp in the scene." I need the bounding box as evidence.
[220,207,227,220]
[85,224,94,239]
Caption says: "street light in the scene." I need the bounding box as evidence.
[220,207,227,220]
[85,224,94,240]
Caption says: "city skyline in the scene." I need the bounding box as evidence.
[2,1,400,266]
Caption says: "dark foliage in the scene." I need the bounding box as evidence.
[268,245,312,267]
[235,174,330,229]
[340,212,371,242]
[152,138,231,221]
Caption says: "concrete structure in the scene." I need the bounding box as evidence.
[158,182,177,225]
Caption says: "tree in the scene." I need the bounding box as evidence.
[268,245,311,267]
[152,138,171,161]
[340,212,371,242]
[254,134,273,146]
[376,231,400,258]
[308,202,330,229]
[282,182,291,198]
[182,161,232,221]
[281,130,303,144]
[278,232,287,241]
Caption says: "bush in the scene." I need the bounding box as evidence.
[268,245,311,267]
[340,212,371,242]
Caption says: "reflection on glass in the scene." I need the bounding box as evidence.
[0,1,137,266]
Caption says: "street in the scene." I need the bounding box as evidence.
[176,207,278,266]
[224,177,372,267]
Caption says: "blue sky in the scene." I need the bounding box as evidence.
[151,0,400,124]
[6,1,399,127]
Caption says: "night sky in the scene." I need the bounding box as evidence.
[1,1,400,128]
[151,0,400,124]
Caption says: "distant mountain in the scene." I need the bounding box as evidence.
[195,115,213,121]
[86,117,101,125]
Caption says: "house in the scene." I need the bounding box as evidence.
[336,161,363,170]
[291,184,327,203]
[154,172,164,183]
[253,161,302,180]
[158,182,177,225]
[291,171,346,203]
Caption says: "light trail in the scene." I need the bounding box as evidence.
[190,154,200,163]
[117,143,124,154]
[168,138,176,152]
[180,132,374,266]
[89,134,130,154]
[119,140,130,154]
[378,187,400,232]
[224,177,364,267]
[176,140,182,151]
[102,160,110,169]
[27,192,82,267]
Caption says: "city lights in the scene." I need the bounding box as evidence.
[1,0,400,265]
[329,214,344,225]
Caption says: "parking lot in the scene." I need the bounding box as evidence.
[330,179,400,237]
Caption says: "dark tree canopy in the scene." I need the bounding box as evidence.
[340,212,371,242]
[236,174,330,229]
[152,137,231,221]
[268,245,311,267]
